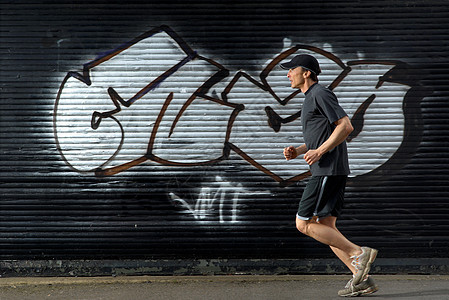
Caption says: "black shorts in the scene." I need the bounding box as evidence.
[296,175,347,221]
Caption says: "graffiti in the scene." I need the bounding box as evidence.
[54,25,414,187]
[168,175,253,224]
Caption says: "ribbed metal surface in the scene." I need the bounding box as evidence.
[1,0,448,265]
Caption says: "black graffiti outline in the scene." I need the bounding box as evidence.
[345,60,425,185]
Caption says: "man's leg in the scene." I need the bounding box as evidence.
[317,216,357,274]
[298,215,378,288]
[295,216,362,258]
[307,216,379,296]
[295,176,378,286]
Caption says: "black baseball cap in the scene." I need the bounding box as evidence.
[280,54,321,75]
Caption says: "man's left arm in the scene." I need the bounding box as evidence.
[303,116,353,165]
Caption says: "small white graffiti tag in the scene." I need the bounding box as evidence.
[169,176,252,223]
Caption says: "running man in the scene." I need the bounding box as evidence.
[280,54,378,297]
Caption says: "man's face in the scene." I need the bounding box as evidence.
[287,67,306,89]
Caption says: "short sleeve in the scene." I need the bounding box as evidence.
[315,88,347,124]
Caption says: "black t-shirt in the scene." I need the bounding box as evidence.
[301,83,350,176]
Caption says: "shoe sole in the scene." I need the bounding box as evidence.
[339,285,378,297]
[360,285,379,295]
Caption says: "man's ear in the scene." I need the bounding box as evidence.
[303,69,311,78]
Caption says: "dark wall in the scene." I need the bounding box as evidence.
[1,0,448,270]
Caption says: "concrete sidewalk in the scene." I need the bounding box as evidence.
[0,275,448,300]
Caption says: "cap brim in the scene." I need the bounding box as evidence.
[280,62,295,70]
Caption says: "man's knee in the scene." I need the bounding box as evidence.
[295,218,310,235]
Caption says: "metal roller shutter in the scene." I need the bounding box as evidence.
[1,0,448,275]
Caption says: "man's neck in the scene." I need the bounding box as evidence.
[301,79,317,94]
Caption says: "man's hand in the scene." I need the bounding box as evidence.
[304,149,322,165]
[283,146,298,160]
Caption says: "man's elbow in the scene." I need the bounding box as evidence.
[340,116,353,136]
[335,116,354,138]
[345,121,354,135]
